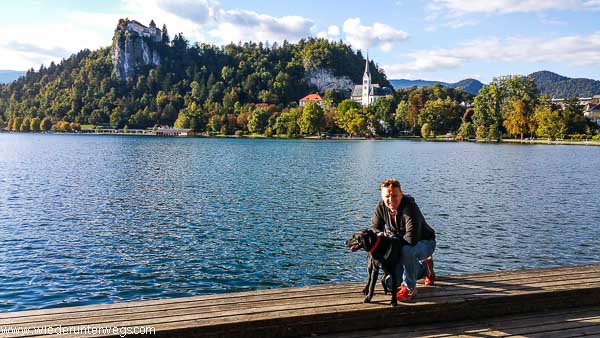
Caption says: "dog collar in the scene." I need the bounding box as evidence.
[368,234,382,254]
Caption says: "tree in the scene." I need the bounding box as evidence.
[334,107,368,136]
[395,100,409,132]
[534,104,566,140]
[161,24,170,44]
[40,117,52,131]
[248,108,269,134]
[418,97,460,136]
[299,101,325,135]
[12,117,23,131]
[473,82,505,135]
[337,99,361,115]
[561,97,589,135]
[457,121,475,139]
[274,108,301,136]
[20,117,31,132]
[370,96,395,136]
[174,111,190,128]
[502,97,529,139]
[30,117,41,132]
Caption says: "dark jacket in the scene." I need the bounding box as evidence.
[371,194,436,245]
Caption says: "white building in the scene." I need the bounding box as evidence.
[126,20,162,42]
[351,53,392,107]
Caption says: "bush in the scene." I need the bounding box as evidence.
[264,127,273,138]
[234,130,244,137]
[593,134,600,141]
[568,134,591,140]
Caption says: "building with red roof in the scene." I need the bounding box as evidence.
[299,93,323,107]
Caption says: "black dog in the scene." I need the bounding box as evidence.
[346,229,403,307]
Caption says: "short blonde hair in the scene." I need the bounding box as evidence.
[380,178,401,190]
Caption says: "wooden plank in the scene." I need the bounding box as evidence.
[3,264,597,320]
[316,306,600,338]
[1,265,600,338]
[5,268,600,328]
[5,274,600,332]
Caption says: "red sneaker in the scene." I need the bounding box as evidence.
[424,257,435,286]
[396,285,417,301]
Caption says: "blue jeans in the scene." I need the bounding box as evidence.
[386,239,436,291]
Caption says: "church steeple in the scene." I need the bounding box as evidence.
[361,51,371,107]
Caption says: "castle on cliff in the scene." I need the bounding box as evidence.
[118,19,162,42]
[112,19,163,80]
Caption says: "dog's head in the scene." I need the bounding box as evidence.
[345,229,378,252]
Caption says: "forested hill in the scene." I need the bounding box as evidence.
[0,25,389,129]
[529,71,600,98]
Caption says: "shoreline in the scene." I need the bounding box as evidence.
[2,130,600,146]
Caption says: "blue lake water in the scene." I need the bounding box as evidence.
[0,133,599,312]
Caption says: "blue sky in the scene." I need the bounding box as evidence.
[1,0,599,83]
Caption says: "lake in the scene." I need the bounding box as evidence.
[0,133,599,312]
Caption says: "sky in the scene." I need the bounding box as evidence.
[1,0,599,83]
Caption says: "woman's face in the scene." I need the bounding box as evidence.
[381,186,402,211]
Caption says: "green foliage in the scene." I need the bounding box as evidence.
[457,122,475,139]
[474,75,539,138]
[1,37,392,135]
[334,107,368,136]
[248,109,269,134]
[502,97,529,138]
[299,101,325,135]
[40,117,52,131]
[274,108,301,136]
[30,117,41,132]
[12,117,23,131]
[533,104,566,140]
[20,117,31,132]
[418,97,461,136]
[475,125,487,140]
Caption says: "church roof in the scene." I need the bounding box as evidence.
[352,85,392,98]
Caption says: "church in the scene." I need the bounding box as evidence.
[351,54,392,107]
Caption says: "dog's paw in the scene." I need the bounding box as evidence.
[363,296,372,303]
[362,287,369,295]
[390,300,398,307]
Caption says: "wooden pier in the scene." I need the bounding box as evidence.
[1,264,599,338]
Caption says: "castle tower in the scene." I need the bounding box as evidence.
[361,52,371,107]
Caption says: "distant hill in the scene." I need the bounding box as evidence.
[528,71,600,98]
[389,78,483,95]
[0,70,25,84]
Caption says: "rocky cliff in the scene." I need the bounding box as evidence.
[304,68,354,93]
[111,19,162,80]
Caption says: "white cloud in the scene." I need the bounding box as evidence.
[317,25,340,40]
[210,9,313,43]
[125,0,313,44]
[0,17,112,70]
[342,17,408,52]
[383,32,600,78]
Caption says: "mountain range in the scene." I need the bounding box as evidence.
[389,78,484,95]
[528,71,600,98]
[390,71,600,98]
